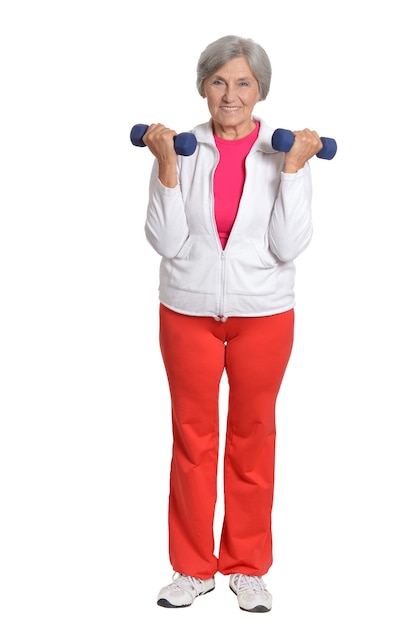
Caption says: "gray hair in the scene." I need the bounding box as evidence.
[196,35,272,101]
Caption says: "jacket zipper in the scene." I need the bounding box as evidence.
[215,250,227,321]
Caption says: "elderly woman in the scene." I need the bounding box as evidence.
[142,35,321,612]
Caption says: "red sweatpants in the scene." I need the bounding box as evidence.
[159,304,294,579]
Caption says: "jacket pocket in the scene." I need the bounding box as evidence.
[226,239,280,296]
[165,236,218,294]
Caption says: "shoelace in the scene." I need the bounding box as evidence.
[168,573,204,594]
[232,574,267,594]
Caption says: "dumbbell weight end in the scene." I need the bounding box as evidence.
[130,123,148,147]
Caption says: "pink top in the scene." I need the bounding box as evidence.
[213,121,260,248]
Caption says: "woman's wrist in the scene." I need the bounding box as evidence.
[158,159,178,188]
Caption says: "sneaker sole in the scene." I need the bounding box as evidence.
[240,605,271,613]
[157,585,215,608]
[157,598,190,608]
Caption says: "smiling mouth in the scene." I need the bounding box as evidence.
[221,106,240,112]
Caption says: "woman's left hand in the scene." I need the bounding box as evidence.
[283,129,323,173]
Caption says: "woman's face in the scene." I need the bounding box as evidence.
[202,56,260,139]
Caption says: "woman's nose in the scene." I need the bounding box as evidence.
[222,86,235,101]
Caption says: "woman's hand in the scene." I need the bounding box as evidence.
[283,129,323,173]
[143,123,178,188]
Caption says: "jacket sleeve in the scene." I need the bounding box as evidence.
[144,160,190,259]
[269,162,313,262]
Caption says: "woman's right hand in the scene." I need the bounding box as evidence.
[143,123,178,187]
[143,123,178,161]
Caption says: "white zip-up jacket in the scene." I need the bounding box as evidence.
[145,117,313,320]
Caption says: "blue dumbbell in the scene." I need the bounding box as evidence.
[272,128,337,160]
[130,123,197,156]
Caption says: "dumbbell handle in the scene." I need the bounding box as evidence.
[272,128,337,160]
[130,123,197,157]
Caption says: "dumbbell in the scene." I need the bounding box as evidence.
[130,124,197,156]
[272,128,337,160]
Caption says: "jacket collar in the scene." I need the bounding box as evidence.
[192,117,276,154]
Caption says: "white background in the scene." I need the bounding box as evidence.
[1,1,416,624]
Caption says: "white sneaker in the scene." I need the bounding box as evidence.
[229,574,272,612]
[157,573,215,608]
